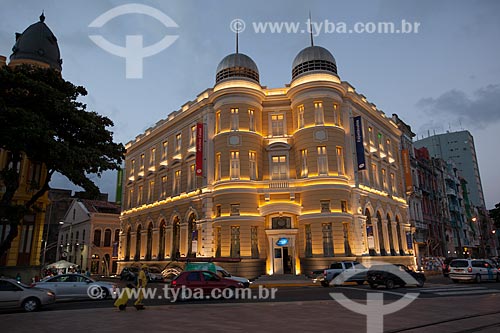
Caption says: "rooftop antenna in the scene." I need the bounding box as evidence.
[309,11,314,46]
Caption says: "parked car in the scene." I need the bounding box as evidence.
[33,274,117,300]
[448,259,500,283]
[170,270,243,301]
[442,257,457,277]
[215,265,251,287]
[147,266,165,282]
[120,266,140,281]
[321,261,367,287]
[0,278,56,312]
[367,264,426,289]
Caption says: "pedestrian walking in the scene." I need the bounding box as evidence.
[134,264,148,310]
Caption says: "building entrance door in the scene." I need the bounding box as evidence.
[273,246,293,274]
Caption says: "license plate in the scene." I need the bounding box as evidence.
[455,269,463,272]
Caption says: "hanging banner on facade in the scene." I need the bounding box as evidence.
[196,123,203,176]
[401,149,413,192]
[353,116,366,170]
[406,231,413,249]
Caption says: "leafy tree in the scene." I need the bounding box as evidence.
[0,65,125,258]
[490,203,500,229]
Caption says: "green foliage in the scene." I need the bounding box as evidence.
[0,65,125,257]
[490,203,500,229]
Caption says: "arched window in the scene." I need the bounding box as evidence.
[158,220,166,260]
[135,225,141,261]
[146,223,153,260]
[376,212,386,256]
[104,229,112,247]
[187,214,197,257]
[125,227,131,261]
[387,214,395,255]
[114,229,120,243]
[365,209,375,256]
[172,217,180,258]
[93,229,101,247]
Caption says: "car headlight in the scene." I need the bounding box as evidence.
[47,291,55,297]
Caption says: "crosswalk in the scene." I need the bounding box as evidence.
[419,285,500,296]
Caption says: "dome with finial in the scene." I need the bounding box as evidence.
[292,45,337,80]
[10,13,62,71]
[215,52,259,84]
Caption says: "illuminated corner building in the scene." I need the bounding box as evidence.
[119,41,415,277]
[0,14,62,270]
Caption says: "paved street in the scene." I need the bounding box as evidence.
[1,275,500,332]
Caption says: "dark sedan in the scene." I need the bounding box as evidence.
[367,264,425,289]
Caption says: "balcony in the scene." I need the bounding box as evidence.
[269,180,289,189]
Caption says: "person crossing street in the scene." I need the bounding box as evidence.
[134,264,148,310]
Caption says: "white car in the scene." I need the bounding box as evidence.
[215,266,250,287]
[34,274,117,300]
[147,267,165,282]
[449,259,500,283]
[0,278,56,312]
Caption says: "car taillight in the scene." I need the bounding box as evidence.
[171,280,177,286]
[468,267,472,273]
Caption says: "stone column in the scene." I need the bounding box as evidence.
[129,231,136,260]
[152,227,159,260]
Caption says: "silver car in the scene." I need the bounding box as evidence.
[34,274,117,300]
[0,278,56,312]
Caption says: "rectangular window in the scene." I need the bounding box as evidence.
[162,141,168,160]
[130,159,135,176]
[128,188,133,208]
[249,151,257,180]
[371,163,378,187]
[230,108,239,131]
[390,173,397,195]
[173,170,181,195]
[230,151,240,180]
[137,185,143,205]
[230,226,240,258]
[230,204,240,216]
[248,109,255,132]
[341,200,348,213]
[215,226,221,257]
[378,132,384,151]
[215,153,221,181]
[314,101,324,125]
[161,176,167,198]
[140,154,145,170]
[343,222,351,255]
[321,200,331,213]
[148,180,154,203]
[271,114,284,136]
[149,147,156,167]
[175,133,182,153]
[336,146,344,176]
[190,125,196,147]
[381,168,387,191]
[215,111,221,134]
[333,103,342,126]
[251,226,259,258]
[317,146,328,176]
[322,223,334,257]
[188,164,196,191]
[386,139,392,157]
[298,105,305,129]
[271,155,288,180]
[368,126,374,145]
[300,149,308,178]
[305,224,312,258]
[215,205,221,218]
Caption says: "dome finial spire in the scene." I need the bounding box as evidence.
[40,11,45,23]
[309,11,314,47]
[235,27,239,54]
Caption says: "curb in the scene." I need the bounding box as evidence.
[250,283,318,288]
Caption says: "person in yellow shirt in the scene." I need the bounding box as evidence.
[134,264,148,309]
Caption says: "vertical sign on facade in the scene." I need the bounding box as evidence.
[196,123,204,176]
[353,116,366,170]
[401,149,413,192]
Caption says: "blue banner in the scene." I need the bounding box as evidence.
[406,232,413,250]
[353,116,366,170]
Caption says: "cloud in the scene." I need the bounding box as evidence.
[416,84,500,129]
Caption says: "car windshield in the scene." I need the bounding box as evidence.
[450,260,468,267]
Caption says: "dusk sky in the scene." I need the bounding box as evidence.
[1,0,499,209]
